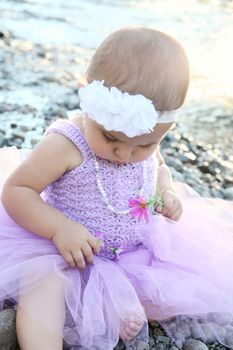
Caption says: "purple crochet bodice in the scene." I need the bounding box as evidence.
[43,120,158,259]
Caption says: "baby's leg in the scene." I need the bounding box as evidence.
[16,272,65,350]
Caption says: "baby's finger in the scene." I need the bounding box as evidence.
[63,252,76,267]
[154,204,163,213]
[165,217,176,224]
[72,251,86,270]
[159,204,171,217]
[81,244,94,265]
[170,208,183,222]
[88,236,101,255]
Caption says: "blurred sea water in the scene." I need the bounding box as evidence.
[0,0,233,151]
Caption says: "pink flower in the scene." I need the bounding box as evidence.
[128,194,150,223]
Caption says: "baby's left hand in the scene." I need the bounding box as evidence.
[155,189,183,222]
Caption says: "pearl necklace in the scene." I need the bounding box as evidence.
[93,154,148,215]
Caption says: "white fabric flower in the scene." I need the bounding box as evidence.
[79,80,176,137]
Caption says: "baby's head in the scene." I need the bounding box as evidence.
[86,27,189,111]
[79,27,189,163]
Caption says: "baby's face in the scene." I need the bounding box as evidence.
[83,117,173,164]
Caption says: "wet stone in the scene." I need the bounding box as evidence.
[149,337,155,347]
[153,328,165,336]
[171,170,185,182]
[163,147,175,156]
[181,133,194,143]
[0,30,12,45]
[179,152,197,164]
[153,343,165,350]
[10,123,18,129]
[201,324,217,343]
[0,309,18,350]
[149,321,160,329]
[201,173,214,183]
[157,336,171,345]
[174,133,181,141]
[167,322,177,332]
[198,161,213,174]
[222,187,233,200]
[165,158,184,173]
[177,143,190,153]
[181,324,191,339]
[11,131,25,141]
[0,131,5,147]
[223,174,233,185]
[0,103,18,113]
[183,339,209,350]
[174,331,185,344]
[190,323,204,340]
[215,173,224,182]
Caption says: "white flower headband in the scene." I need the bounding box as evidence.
[79,80,178,138]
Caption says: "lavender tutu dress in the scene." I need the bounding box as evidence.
[0,120,233,349]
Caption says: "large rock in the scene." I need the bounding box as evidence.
[0,309,18,350]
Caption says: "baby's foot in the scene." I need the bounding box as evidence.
[120,316,144,341]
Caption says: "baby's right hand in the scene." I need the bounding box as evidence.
[52,221,101,269]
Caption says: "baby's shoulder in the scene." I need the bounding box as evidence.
[42,130,83,172]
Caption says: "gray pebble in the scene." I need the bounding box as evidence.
[0,309,18,350]
[0,131,5,147]
[156,335,171,345]
[224,174,233,186]
[179,152,197,164]
[153,327,165,336]
[149,337,155,346]
[164,157,184,173]
[184,339,209,350]
[190,323,204,340]
[153,343,165,350]
[222,187,233,200]
[200,324,217,343]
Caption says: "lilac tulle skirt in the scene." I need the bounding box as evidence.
[0,147,233,349]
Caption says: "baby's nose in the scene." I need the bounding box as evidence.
[115,144,132,163]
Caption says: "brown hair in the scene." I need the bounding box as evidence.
[86,27,189,111]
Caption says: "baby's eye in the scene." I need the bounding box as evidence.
[104,133,118,142]
[140,143,155,148]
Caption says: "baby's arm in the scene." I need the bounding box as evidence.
[156,146,175,192]
[155,146,183,221]
[1,133,100,268]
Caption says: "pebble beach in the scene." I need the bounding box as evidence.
[0,0,233,349]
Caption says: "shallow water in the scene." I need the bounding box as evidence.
[0,0,233,155]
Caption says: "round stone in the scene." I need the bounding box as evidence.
[184,339,209,350]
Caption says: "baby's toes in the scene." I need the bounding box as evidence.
[122,322,141,340]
